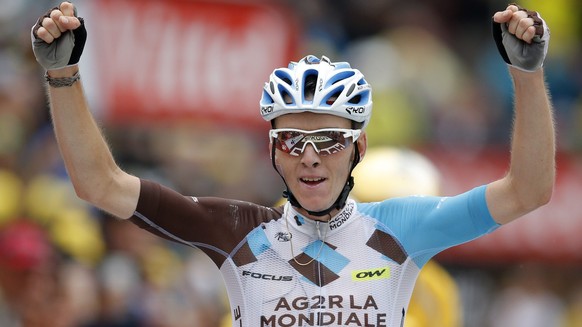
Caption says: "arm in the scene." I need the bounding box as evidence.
[486,6,556,224]
[34,2,140,219]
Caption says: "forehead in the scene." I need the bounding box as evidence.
[274,112,352,130]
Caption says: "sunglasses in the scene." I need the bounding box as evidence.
[270,128,362,156]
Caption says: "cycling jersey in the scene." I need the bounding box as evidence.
[130,179,499,327]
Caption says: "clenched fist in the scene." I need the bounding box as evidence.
[31,2,86,71]
[492,4,550,72]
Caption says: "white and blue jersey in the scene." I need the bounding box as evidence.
[131,179,499,327]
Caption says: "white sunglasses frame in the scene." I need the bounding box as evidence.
[269,128,362,156]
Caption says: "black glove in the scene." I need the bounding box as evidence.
[492,4,550,72]
[31,6,87,70]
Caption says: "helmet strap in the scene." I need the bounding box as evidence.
[271,140,360,217]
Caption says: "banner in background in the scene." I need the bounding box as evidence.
[82,0,298,126]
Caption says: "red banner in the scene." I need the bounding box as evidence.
[422,148,582,264]
[81,0,299,125]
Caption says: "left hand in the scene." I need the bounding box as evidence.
[492,4,549,72]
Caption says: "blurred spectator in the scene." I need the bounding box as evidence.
[562,281,582,327]
[487,264,566,327]
[0,219,70,327]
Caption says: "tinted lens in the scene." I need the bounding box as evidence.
[272,129,356,156]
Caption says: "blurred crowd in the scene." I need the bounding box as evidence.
[1,0,582,326]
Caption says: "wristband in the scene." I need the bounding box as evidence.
[45,71,81,87]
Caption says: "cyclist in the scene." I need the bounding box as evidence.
[31,2,554,326]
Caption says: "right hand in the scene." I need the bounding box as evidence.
[31,2,87,71]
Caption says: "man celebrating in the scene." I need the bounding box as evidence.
[32,2,554,326]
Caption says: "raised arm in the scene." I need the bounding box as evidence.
[32,2,140,219]
[486,5,555,224]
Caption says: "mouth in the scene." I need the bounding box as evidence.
[300,177,326,186]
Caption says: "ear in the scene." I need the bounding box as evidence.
[356,132,367,163]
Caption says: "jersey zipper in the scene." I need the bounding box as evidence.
[316,220,324,326]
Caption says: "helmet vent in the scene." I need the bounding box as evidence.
[325,88,343,105]
[274,70,293,86]
[327,71,355,87]
[261,90,274,104]
[346,84,356,97]
[280,90,293,104]
[304,74,318,101]
[348,94,361,104]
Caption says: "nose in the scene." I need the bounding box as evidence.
[300,143,321,167]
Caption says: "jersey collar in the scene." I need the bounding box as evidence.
[285,199,357,235]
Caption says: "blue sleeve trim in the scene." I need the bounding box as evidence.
[470,185,501,234]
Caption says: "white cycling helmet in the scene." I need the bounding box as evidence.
[260,55,373,128]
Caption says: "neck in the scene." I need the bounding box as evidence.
[295,207,335,222]
[289,199,356,230]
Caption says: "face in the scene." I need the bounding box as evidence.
[271,112,367,220]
